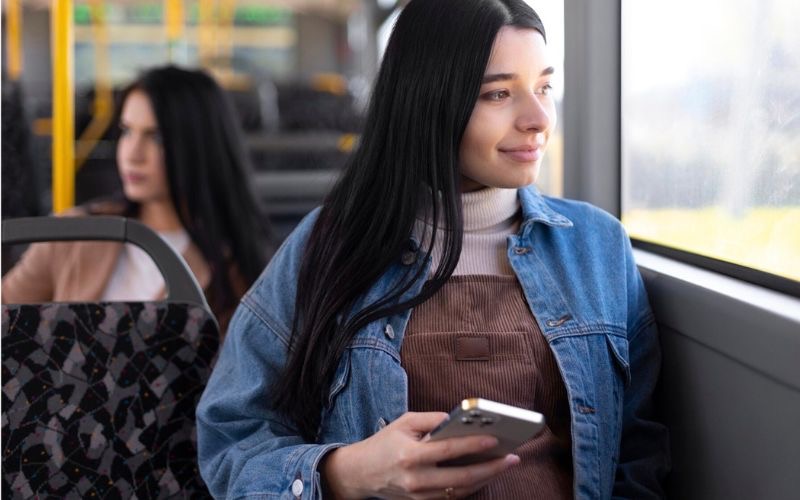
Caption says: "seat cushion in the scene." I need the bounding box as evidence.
[2,302,219,499]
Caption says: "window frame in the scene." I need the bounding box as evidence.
[633,239,800,298]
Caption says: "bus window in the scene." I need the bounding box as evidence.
[621,0,800,287]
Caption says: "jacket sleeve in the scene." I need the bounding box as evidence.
[195,208,338,499]
[612,238,671,499]
[2,242,56,303]
[196,302,343,499]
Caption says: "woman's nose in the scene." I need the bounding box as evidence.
[515,93,551,133]
[121,135,146,162]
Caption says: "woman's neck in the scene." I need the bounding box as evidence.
[460,187,519,232]
[138,200,184,232]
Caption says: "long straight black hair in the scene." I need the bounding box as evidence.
[117,66,271,319]
[273,0,546,441]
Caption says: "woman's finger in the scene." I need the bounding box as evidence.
[413,454,520,492]
[395,411,451,436]
[394,472,504,500]
[413,434,499,464]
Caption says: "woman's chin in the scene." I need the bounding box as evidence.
[122,188,150,203]
[498,172,541,189]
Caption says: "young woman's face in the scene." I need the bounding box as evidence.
[116,90,171,204]
[459,26,556,192]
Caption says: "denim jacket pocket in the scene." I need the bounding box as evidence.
[605,333,631,387]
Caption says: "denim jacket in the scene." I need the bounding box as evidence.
[197,186,670,499]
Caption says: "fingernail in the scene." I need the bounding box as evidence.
[505,454,520,465]
[481,437,498,448]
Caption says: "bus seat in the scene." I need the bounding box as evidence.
[2,216,217,499]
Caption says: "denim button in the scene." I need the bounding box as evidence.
[384,324,395,339]
[401,251,416,265]
[513,246,530,255]
[291,478,303,497]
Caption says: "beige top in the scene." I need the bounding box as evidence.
[417,187,521,276]
[101,229,191,301]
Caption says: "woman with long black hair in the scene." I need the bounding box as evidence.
[197,0,669,498]
[2,65,271,333]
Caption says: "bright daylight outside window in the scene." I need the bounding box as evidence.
[621,0,800,282]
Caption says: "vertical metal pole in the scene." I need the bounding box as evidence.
[197,0,215,67]
[7,0,23,80]
[52,0,75,213]
[360,0,379,84]
[164,0,185,61]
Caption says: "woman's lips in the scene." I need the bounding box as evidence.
[499,147,542,163]
[124,173,147,184]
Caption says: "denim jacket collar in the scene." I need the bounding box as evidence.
[408,185,573,251]
[518,185,573,228]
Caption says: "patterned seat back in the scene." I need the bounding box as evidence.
[2,217,219,499]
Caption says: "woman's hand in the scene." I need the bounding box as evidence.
[321,412,520,499]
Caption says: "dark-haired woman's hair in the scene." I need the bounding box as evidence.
[117,65,271,320]
[273,0,545,441]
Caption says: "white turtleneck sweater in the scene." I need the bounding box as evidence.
[419,187,522,276]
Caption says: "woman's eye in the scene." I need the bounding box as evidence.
[537,83,554,96]
[484,89,510,101]
[147,131,163,144]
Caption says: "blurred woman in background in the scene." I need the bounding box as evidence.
[2,65,271,333]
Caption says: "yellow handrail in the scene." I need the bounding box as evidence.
[52,0,75,213]
[6,0,23,80]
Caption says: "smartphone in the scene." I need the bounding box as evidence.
[427,398,545,465]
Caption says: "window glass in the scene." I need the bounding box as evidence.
[621,0,800,282]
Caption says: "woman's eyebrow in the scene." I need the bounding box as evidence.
[482,66,556,84]
[482,73,516,84]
